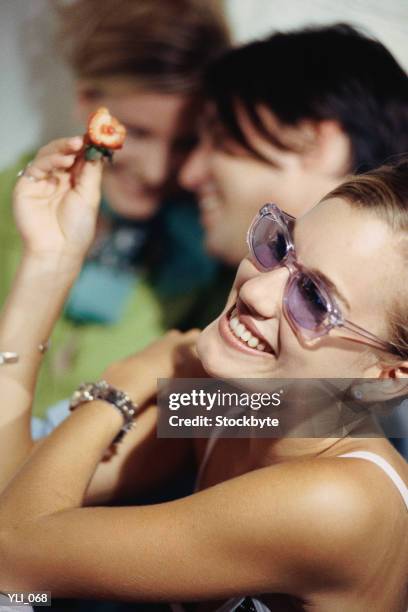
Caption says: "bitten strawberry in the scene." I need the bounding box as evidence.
[87,107,126,150]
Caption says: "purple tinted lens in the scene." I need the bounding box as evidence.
[252,216,288,269]
[286,273,328,331]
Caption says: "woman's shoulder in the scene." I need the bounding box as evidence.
[229,452,406,587]
[256,449,407,527]
[190,454,398,592]
[252,456,384,527]
[327,440,408,513]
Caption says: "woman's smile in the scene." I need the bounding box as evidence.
[218,302,276,358]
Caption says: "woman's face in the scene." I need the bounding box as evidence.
[197,198,403,380]
[77,79,197,220]
[179,105,350,265]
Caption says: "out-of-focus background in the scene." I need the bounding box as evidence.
[1,0,408,170]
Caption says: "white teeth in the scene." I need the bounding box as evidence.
[230,316,239,330]
[241,330,251,342]
[248,336,259,348]
[228,308,268,353]
[236,323,245,337]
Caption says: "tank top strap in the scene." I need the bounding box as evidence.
[338,450,408,510]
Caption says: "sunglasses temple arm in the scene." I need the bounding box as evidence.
[341,320,394,351]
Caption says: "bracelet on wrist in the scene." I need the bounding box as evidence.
[0,340,50,365]
[69,380,138,448]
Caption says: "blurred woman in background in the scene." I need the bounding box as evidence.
[0,0,230,416]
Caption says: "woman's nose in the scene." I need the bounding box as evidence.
[178,139,212,192]
[238,263,290,320]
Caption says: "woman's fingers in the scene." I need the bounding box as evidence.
[36,136,83,159]
[15,132,103,214]
[22,154,77,181]
[73,157,103,210]
[17,137,84,184]
[17,135,103,208]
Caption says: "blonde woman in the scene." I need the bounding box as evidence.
[0,139,407,611]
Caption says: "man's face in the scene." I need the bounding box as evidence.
[77,79,197,220]
[179,104,350,266]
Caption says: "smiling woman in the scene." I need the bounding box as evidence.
[200,196,408,383]
[0,137,407,611]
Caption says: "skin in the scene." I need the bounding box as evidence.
[179,104,351,266]
[197,198,405,380]
[0,140,407,611]
[77,78,198,220]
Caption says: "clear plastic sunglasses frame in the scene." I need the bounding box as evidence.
[246,203,398,354]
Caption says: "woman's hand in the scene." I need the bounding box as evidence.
[13,137,103,260]
[102,329,207,406]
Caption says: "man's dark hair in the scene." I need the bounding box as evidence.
[205,23,408,173]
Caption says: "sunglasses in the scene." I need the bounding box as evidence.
[246,203,397,354]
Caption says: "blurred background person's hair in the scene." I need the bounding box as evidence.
[2,0,407,170]
[54,0,229,91]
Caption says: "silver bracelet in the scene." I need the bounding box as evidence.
[69,380,138,445]
[0,352,19,365]
[0,341,50,366]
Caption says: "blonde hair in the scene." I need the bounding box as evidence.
[324,158,408,359]
[53,0,230,92]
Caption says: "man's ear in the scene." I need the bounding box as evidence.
[299,119,351,177]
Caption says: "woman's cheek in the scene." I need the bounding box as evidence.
[277,325,309,375]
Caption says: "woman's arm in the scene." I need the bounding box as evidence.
[0,137,102,489]
[0,387,379,602]
[0,138,200,502]
[0,253,82,486]
[76,330,203,505]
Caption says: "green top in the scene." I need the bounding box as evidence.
[1,154,232,416]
